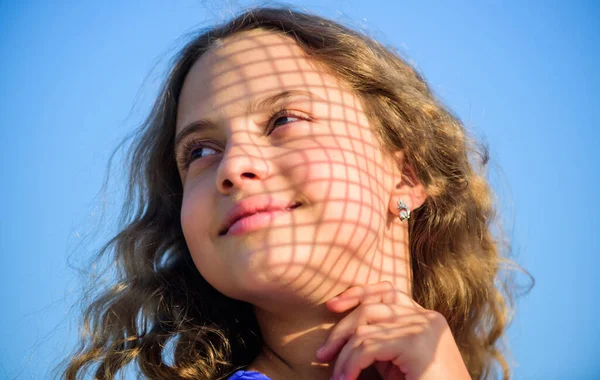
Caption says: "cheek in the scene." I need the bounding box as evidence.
[299,144,388,249]
[264,143,390,292]
[180,180,213,250]
[180,179,241,293]
[301,139,386,210]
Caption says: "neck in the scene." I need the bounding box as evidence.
[246,225,411,380]
[247,303,381,380]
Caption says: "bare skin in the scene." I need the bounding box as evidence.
[173,30,462,380]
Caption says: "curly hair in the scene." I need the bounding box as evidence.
[61,6,530,379]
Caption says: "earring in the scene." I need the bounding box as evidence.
[397,199,411,222]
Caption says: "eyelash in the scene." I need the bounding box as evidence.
[177,108,310,171]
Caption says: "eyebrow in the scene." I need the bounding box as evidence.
[174,119,217,151]
[248,89,317,113]
[174,89,321,149]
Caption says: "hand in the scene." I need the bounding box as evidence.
[315,281,471,380]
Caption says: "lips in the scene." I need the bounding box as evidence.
[219,197,302,236]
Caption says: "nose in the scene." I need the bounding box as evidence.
[216,134,271,194]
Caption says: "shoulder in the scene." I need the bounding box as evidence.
[228,370,272,380]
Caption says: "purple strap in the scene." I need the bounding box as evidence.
[228,370,272,380]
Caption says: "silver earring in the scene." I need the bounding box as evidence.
[397,199,410,222]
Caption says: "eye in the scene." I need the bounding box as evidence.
[273,114,299,127]
[177,139,219,171]
[190,145,218,161]
[267,109,309,134]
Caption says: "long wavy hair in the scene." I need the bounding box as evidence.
[61,6,530,379]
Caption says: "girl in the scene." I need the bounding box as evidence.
[63,6,526,380]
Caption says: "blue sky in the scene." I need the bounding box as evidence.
[1,1,599,378]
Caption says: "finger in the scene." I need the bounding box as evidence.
[340,336,405,380]
[317,304,399,362]
[331,325,382,380]
[374,361,405,380]
[328,281,396,304]
[326,281,416,313]
[318,312,432,364]
[315,335,346,363]
[339,321,444,380]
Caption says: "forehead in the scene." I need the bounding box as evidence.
[176,29,355,132]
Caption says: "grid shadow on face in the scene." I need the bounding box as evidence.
[174,30,411,306]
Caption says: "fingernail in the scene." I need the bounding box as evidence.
[316,345,326,358]
[329,296,339,302]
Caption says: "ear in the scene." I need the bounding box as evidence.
[387,151,427,217]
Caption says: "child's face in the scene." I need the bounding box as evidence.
[176,30,408,307]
